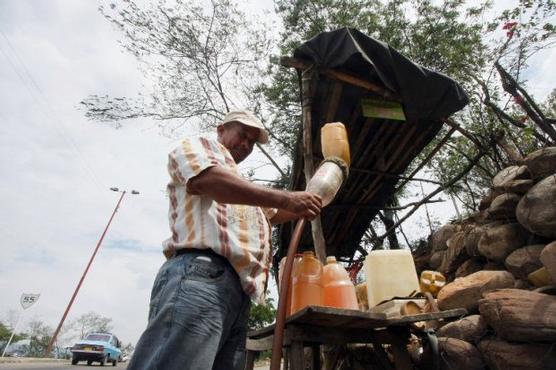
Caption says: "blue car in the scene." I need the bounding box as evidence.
[71,332,122,366]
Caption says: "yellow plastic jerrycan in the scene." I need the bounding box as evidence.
[419,270,446,297]
[321,122,350,166]
[291,251,323,314]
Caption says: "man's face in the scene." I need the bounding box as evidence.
[217,122,259,163]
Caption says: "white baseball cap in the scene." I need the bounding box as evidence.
[221,110,269,144]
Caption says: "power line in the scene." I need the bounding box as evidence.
[0,29,106,194]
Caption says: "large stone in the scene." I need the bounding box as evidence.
[524,146,556,180]
[437,270,514,311]
[504,244,545,280]
[464,227,485,257]
[499,179,534,194]
[478,339,556,370]
[455,259,484,278]
[477,223,528,262]
[483,261,506,271]
[479,189,501,211]
[433,338,485,370]
[430,251,446,270]
[439,231,468,277]
[436,315,487,344]
[431,224,459,251]
[487,193,521,220]
[516,175,556,238]
[479,289,556,342]
[540,241,556,284]
[492,165,530,188]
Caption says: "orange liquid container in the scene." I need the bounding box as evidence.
[419,270,446,297]
[291,251,323,314]
[279,254,303,317]
[322,256,359,310]
[321,122,351,166]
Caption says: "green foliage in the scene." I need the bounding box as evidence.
[0,320,26,354]
[0,321,12,341]
[248,297,277,330]
[26,320,53,357]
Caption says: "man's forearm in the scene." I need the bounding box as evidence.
[189,166,289,209]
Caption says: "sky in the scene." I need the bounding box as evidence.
[0,0,554,348]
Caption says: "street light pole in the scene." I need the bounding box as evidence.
[44,188,137,357]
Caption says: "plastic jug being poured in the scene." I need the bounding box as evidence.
[306,122,350,206]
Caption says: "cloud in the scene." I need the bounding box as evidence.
[0,0,175,345]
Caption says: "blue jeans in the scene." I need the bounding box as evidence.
[128,250,251,370]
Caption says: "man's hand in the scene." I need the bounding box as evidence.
[282,191,322,220]
[188,166,322,220]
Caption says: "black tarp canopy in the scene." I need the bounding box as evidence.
[276,28,469,262]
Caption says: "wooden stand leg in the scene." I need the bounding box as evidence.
[290,341,304,370]
[311,344,321,370]
[388,327,413,370]
[244,350,256,370]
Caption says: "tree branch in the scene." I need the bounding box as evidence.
[255,143,286,178]
[377,148,489,241]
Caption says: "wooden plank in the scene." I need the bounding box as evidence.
[247,336,275,351]
[350,117,375,156]
[280,56,400,101]
[289,324,381,344]
[387,308,467,326]
[247,306,467,338]
[325,81,343,122]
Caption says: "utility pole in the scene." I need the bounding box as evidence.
[44,188,139,357]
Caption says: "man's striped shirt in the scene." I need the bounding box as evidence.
[162,137,276,304]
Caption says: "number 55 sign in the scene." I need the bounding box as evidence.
[20,293,40,310]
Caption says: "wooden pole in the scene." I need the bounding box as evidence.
[301,65,327,264]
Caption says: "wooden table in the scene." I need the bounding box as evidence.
[245,306,467,370]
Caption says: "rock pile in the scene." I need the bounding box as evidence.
[415,147,556,370]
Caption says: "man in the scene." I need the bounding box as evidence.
[128,111,322,370]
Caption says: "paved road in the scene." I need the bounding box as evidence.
[0,360,267,369]
[0,362,128,370]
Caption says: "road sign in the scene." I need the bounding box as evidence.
[20,293,40,310]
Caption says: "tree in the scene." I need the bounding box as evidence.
[81,0,286,174]
[121,342,135,357]
[0,320,27,354]
[26,320,53,357]
[248,297,276,330]
[67,312,113,340]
